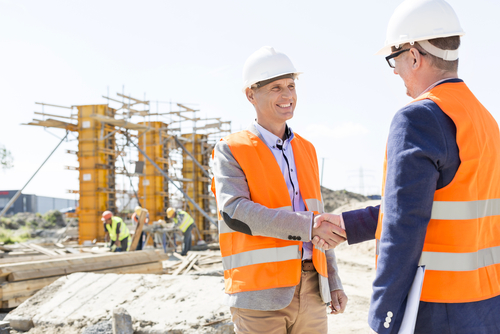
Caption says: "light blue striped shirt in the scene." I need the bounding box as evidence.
[253,121,314,260]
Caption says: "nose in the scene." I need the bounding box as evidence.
[393,67,398,75]
[282,87,293,98]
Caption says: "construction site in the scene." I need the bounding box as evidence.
[0,93,239,333]
[0,91,379,333]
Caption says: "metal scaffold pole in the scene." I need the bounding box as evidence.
[124,133,217,228]
[0,131,69,219]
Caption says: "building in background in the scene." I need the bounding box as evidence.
[0,190,78,215]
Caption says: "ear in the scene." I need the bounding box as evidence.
[245,88,256,105]
[410,48,422,70]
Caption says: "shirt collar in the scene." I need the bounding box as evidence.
[418,77,461,97]
[253,121,294,150]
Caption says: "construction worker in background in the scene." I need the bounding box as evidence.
[166,207,194,256]
[211,46,347,334]
[131,206,149,251]
[102,211,131,252]
[313,0,500,333]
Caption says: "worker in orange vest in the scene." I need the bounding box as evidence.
[313,1,500,333]
[212,46,347,333]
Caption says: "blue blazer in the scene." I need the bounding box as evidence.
[342,79,500,334]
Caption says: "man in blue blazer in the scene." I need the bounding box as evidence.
[313,0,500,333]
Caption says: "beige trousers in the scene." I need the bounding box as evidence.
[231,271,328,334]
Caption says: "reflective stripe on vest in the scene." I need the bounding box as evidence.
[376,82,500,303]
[305,198,324,214]
[214,129,330,302]
[380,197,500,220]
[222,245,301,270]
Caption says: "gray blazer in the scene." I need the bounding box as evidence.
[212,123,343,311]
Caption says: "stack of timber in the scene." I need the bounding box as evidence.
[164,251,222,276]
[0,242,88,259]
[0,249,168,308]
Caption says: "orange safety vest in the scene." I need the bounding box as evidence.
[376,82,500,303]
[212,129,331,302]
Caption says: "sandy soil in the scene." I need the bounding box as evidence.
[6,200,380,334]
[326,199,380,333]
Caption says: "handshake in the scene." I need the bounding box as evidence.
[311,213,347,250]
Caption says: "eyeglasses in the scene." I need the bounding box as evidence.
[385,48,427,68]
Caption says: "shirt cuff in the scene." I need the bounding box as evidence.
[339,213,345,229]
[309,212,314,240]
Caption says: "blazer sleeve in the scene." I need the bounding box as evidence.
[342,205,380,244]
[213,140,313,241]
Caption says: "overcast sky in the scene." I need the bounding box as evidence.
[1,0,499,200]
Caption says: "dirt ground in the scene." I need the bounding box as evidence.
[327,200,380,333]
[4,200,380,334]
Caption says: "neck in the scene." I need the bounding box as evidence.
[255,118,287,139]
[414,70,458,97]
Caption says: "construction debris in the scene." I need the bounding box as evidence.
[0,249,167,308]
[164,250,222,276]
[5,272,232,334]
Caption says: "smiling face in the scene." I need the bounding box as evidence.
[246,78,297,129]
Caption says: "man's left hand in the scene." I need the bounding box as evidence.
[330,289,348,314]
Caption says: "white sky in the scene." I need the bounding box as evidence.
[1,0,499,199]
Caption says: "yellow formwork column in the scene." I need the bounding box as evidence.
[138,122,169,223]
[77,105,116,243]
[181,133,210,240]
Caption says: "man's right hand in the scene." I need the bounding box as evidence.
[311,213,347,250]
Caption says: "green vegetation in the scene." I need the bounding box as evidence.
[43,210,66,228]
[0,226,31,244]
[0,211,67,244]
[0,143,13,169]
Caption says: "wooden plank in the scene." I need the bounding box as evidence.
[1,296,29,308]
[130,209,148,251]
[7,252,165,281]
[65,247,80,254]
[95,262,163,275]
[0,253,93,265]
[171,253,196,276]
[198,259,222,266]
[0,276,61,301]
[163,261,181,269]
[171,253,184,261]
[0,249,162,276]
[24,244,59,256]
[182,254,200,275]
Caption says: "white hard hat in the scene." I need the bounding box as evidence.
[377,0,465,56]
[242,46,301,92]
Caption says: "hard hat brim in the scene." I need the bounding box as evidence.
[242,72,303,92]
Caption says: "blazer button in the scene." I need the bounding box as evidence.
[297,236,301,241]
[385,317,391,323]
[384,322,390,328]
[288,235,292,240]
[387,311,393,317]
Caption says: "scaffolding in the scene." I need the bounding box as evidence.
[24,91,231,245]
